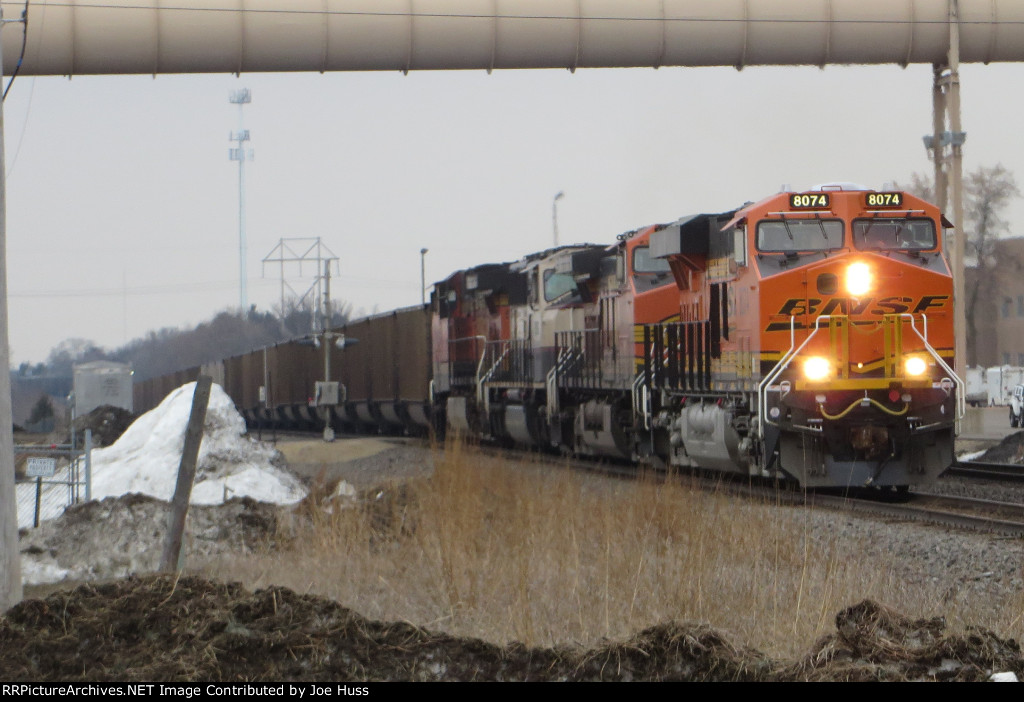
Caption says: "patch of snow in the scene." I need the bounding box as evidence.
[956,449,988,462]
[20,558,70,586]
[17,382,306,530]
[332,480,356,499]
[990,672,1018,682]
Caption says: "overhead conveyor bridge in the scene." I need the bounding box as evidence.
[3,0,1024,77]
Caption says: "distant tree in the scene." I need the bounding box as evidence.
[897,164,1021,365]
[275,295,353,337]
[27,395,53,425]
[25,297,356,386]
[44,338,107,377]
[896,171,935,205]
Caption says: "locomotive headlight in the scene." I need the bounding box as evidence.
[846,262,872,296]
[803,356,832,381]
[904,356,928,377]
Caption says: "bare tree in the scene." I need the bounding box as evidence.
[897,164,1020,366]
[896,172,935,205]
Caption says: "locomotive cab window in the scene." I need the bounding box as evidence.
[852,218,936,251]
[756,219,843,253]
[631,246,673,293]
[733,227,747,267]
[543,269,579,303]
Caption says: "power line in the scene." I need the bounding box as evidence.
[2,0,29,101]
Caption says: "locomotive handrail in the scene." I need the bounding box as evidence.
[758,313,965,440]
[757,315,807,438]
[631,372,651,431]
[447,334,489,389]
[757,315,851,440]
[474,337,502,405]
[900,313,966,428]
[633,335,661,431]
[546,346,577,420]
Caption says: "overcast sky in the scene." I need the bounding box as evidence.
[1,59,1021,365]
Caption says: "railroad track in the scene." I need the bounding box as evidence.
[947,460,1024,482]
[269,431,1024,536]
[490,448,1024,537]
[541,457,1024,537]
[710,481,1024,537]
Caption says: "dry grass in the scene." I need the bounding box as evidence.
[200,439,1024,659]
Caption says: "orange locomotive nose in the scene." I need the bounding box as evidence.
[644,185,961,489]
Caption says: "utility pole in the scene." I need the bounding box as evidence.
[924,2,966,379]
[323,260,332,388]
[947,0,966,381]
[319,261,344,443]
[0,6,25,610]
[229,88,253,313]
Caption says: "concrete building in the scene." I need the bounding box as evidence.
[966,237,1024,368]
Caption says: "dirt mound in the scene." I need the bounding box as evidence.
[73,405,136,447]
[1,579,1020,682]
[975,430,1024,463]
[20,494,280,584]
[782,600,1024,682]
[0,575,766,682]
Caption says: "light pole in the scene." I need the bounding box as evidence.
[553,191,565,246]
[229,88,253,313]
[420,248,429,305]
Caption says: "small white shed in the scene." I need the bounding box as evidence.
[73,361,133,416]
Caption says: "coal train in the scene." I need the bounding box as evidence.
[135,185,963,489]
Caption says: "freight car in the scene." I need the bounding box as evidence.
[134,184,962,490]
[134,306,432,437]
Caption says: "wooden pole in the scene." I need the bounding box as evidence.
[0,7,24,611]
[159,376,213,573]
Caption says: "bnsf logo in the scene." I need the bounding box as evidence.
[766,296,949,331]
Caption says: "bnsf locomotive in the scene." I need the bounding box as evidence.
[135,185,962,489]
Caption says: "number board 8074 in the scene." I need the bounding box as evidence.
[788,193,830,209]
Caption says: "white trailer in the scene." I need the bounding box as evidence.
[986,366,1024,407]
[965,367,988,407]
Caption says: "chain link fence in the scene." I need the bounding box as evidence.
[15,430,92,529]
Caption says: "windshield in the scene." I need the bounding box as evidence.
[631,245,673,293]
[852,218,937,251]
[632,246,671,273]
[756,219,843,253]
[543,269,578,302]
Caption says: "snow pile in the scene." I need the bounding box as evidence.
[16,382,304,584]
[16,382,306,529]
[90,382,305,506]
